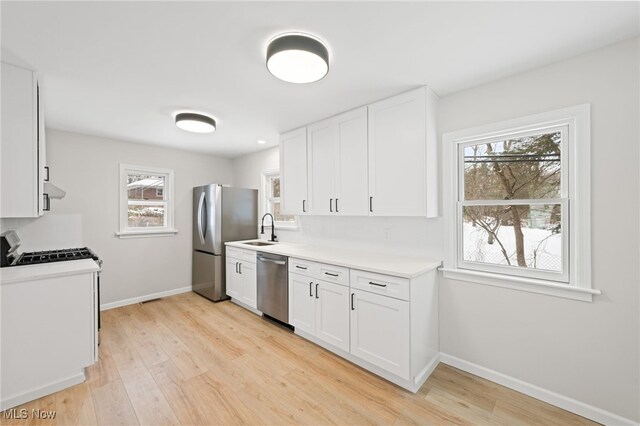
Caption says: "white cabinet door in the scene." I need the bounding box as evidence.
[280,127,308,215]
[307,118,336,215]
[1,62,41,218]
[289,273,315,335]
[225,257,241,299]
[335,107,368,216]
[239,261,257,309]
[350,289,410,379]
[315,280,350,352]
[368,87,427,217]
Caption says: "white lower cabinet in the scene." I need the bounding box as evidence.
[289,272,350,352]
[350,289,410,379]
[226,257,241,299]
[239,261,257,308]
[288,256,438,393]
[315,280,350,352]
[226,250,257,310]
[289,272,315,334]
[1,267,98,409]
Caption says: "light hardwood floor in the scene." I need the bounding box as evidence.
[2,292,596,425]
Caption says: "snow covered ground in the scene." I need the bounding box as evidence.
[463,222,562,271]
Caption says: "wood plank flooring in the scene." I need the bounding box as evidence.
[1,292,596,425]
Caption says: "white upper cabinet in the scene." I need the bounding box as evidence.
[307,118,337,215]
[368,87,438,217]
[280,127,308,215]
[307,107,368,216]
[1,62,46,218]
[280,87,438,218]
[335,107,368,216]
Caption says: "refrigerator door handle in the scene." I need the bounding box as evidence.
[197,191,206,245]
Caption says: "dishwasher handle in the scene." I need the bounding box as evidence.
[257,255,286,265]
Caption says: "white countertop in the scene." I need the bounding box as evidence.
[0,259,100,285]
[226,240,440,278]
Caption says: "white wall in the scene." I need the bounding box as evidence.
[231,39,639,422]
[37,129,233,305]
[438,38,639,422]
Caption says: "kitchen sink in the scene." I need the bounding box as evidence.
[243,241,276,246]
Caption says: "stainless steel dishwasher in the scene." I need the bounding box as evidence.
[256,251,289,324]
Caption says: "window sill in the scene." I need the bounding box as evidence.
[439,267,601,302]
[116,229,179,239]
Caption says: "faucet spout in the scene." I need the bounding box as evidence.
[260,213,277,242]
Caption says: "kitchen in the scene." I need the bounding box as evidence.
[0,2,639,425]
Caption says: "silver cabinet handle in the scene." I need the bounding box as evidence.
[296,265,307,270]
[369,196,373,212]
[324,272,339,277]
[369,281,387,287]
[43,193,50,211]
[44,166,50,182]
[302,200,306,213]
[239,263,242,274]
[351,293,355,310]
[309,282,313,297]
[330,198,333,212]
[257,256,286,265]
[335,198,339,213]
[315,283,319,299]
[235,262,239,273]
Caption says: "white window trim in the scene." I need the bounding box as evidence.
[261,168,299,230]
[117,164,178,238]
[442,104,599,302]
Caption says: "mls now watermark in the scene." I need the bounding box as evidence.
[3,408,57,420]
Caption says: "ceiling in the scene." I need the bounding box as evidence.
[2,2,638,158]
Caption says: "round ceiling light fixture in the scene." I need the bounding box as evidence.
[266,32,329,84]
[257,139,267,145]
[175,112,216,133]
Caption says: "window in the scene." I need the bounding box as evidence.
[262,169,297,229]
[442,105,599,301]
[117,164,177,238]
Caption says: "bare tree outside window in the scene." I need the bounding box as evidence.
[461,131,563,272]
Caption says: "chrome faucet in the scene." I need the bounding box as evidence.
[260,213,277,242]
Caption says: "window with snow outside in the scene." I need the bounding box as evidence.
[119,164,175,236]
[458,127,569,282]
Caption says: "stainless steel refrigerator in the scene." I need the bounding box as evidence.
[192,185,258,301]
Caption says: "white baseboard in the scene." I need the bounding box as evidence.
[439,353,638,426]
[100,286,192,311]
[1,372,85,410]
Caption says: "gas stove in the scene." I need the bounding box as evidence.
[16,247,99,266]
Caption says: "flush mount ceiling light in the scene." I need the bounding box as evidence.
[257,139,267,145]
[266,32,329,84]
[175,112,216,133]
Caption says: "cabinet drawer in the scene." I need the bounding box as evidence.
[317,263,349,287]
[350,270,409,301]
[289,258,349,286]
[289,258,320,278]
[226,247,256,264]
